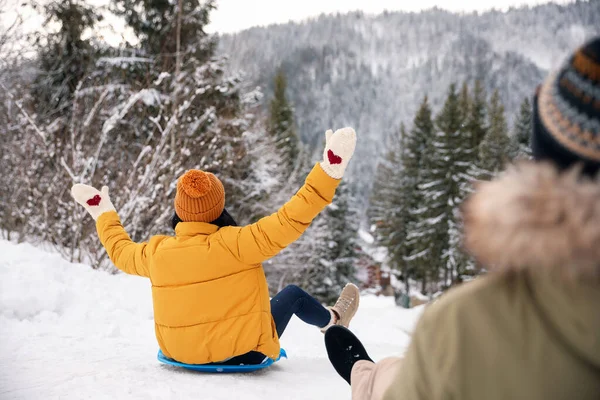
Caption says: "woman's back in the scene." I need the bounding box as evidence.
[384,162,600,399]
[384,270,600,400]
[94,161,344,365]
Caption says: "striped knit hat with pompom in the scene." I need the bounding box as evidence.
[174,170,225,223]
[533,37,600,176]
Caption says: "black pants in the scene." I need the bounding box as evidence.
[218,285,331,365]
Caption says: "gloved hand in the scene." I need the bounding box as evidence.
[71,184,116,221]
[320,127,357,179]
[325,325,373,385]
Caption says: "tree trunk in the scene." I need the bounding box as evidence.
[171,0,183,153]
[444,264,449,288]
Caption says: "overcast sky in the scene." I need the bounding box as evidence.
[205,0,576,33]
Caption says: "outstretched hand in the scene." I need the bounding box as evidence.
[71,184,116,221]
[325,325,373,385]
[320,127,357,179]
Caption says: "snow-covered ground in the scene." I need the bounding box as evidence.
[0,240,424,400]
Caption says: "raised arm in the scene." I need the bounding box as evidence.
[71,185,159,277]
[219,127,357,265]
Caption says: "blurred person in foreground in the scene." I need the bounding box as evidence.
[325,37,600,400]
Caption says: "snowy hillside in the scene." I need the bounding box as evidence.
[219,2,600,195]
[0,240,424,399]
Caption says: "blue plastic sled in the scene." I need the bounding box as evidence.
[157,348,287,373]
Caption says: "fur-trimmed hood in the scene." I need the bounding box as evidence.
[463,162,600,280]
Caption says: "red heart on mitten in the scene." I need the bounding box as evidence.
[327,150,343,165]
[86,195,102,206]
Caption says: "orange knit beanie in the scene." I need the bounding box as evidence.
[174,170,225,223]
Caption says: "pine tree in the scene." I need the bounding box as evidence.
[479,89,511,177]
[268,69,299,170]
[405,98,434,179]
[405,96,440,294]
[405,84,477,293]
[510,96,533,160]
[436,84,462,135]
[459,81,471,124]
[302,181,359,304]
[111,0,216,69]
[448,83,476,284]
[434,83,473,287]
[466,80,488,153]
[369,98,438,294]
[368,124,411,290]
[325,182,359,297]
[368,124,405,239]
[31,0,101,116]
[462,80,489,184]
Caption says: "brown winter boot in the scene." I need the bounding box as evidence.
[321,283,360,332]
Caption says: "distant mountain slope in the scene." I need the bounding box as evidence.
[218,2,600,196]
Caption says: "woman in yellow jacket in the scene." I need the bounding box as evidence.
[70,127,360,366]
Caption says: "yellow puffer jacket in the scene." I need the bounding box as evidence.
[96,164,340,364]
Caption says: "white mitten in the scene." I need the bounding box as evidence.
[320,127,357,179]
[71,184,116,221]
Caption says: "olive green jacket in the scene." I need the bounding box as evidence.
[354,163,600,400]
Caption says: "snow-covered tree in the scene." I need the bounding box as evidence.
[466,80,488,152]
[405,94,444,294]
[459,81,471,123]
[111,0,217,70]
[445,83,477,283]
[368,124,404,242]
[31,0,101,117]
[402,83,479,293]
[0,0,281,270]
[433,82,472,287]
[0,0,104,255]
[510,96,533,160]
[0,2,24,239]
[479,89,511,178]
[268,69,299,170]
[300,181,359,303]
[368,124,410,286]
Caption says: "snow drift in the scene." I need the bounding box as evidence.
[0,240,424,399]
